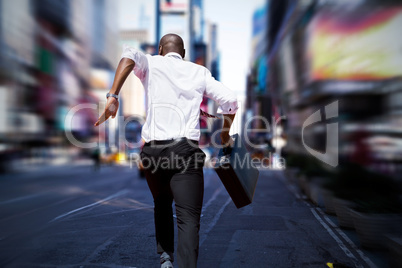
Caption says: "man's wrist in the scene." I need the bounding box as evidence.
[221,132,230,138]
[106,93,119,100]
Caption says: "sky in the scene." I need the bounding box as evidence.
[118,0,266,96]
[203,0,266,95]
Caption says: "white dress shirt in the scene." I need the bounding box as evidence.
[121,46,238,142]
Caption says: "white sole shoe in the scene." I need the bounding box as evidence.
[161,260,173,268]
[160,252,173,268]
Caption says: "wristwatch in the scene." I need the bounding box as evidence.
[106,93,119,100]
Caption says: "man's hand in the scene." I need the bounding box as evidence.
[94,97,119,127]
[94,58,134,127]
[220,113,236,146]
[220,132,232,146]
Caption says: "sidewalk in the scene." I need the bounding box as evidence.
[198,170,379,268]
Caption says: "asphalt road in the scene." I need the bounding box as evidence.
[0,164,379,268]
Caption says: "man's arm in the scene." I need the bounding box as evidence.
[203,69,238,145]
[94,58,135,126]
[221,114,236,146]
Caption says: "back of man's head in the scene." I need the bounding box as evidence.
[158,33,185,58]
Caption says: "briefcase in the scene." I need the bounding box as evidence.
[213,134,259,208]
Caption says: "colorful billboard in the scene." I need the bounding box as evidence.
[160,0,188,14]
[306,6,402,81]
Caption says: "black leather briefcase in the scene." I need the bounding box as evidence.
[213,134,259,208]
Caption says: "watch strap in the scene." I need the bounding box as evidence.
[106,93,119,100]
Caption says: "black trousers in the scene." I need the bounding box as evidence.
[140,138,206,268]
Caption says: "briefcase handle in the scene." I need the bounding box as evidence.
[222,145,233,157]
[221,134,237,156]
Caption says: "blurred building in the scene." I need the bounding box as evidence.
[120,30,149,45]
[245,2,271,148]
[205,22,222,144]
[192,1,221,145]
[90,0,119,70]
[88,0,119,151]
[117,29,150,153]
[118,30,148,118]
[0,0,39,151]
[0,0,119,166]
[206,22,219,80]
[157,0,208,65]
[158,0,192,60]
[254,0,402,175]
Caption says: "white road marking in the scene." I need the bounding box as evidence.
[202,186,223,212]
[310,208,364,268]
[278,172,376,268]
[0,196,76,224]
[49,189,130,223]
[200,197,231,246]
[316,207,378,268]
[0,192,48,205]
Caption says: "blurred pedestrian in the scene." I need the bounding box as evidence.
[94,33,238,268]
[91,146,100,171]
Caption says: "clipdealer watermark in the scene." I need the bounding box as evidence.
[63,100,339,169]
[301,101,339,167]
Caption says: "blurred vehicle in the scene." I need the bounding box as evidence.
[98,144,117,165]
[101,151,119,165]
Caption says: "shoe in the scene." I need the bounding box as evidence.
[160,252,173,268]
[161,260,173,268]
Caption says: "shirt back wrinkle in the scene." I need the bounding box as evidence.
[151,57,203,102]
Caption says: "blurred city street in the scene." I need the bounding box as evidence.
[0,165,385,268]
[1,0,402,267]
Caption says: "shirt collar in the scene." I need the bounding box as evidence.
[165,52,183,60]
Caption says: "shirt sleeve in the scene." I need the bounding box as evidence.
[121,45,149,81]
[204,68,238,114]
